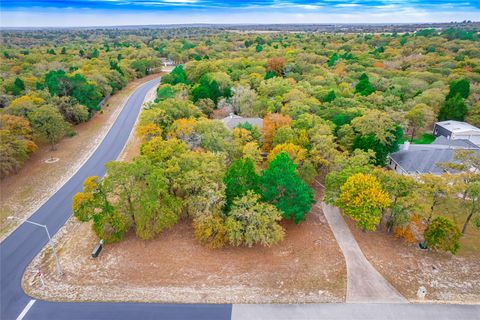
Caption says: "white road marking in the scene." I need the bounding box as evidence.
[16,299,36,320]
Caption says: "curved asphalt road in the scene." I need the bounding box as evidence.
[1,77,479,320]
[0,77,231,320]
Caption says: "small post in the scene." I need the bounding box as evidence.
[91,239,105,258]
[34,270,45,287]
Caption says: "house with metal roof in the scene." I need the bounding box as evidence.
[221,113,263,130]
[433,120,480,146]
[388,137,480,175]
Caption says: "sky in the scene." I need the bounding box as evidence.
[1,0,479,27]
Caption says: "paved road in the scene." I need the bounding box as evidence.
[0,77,477,320]
[0,78,231,320]
[321,203,407,303]
[232,303,480,320]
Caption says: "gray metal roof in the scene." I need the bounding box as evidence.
[390,149,455,174]
[431,136,479,148]
[390,145,480,174]
[222,114,263,130]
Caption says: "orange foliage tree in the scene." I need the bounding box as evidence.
[262,113,292,151]
[266,57,286,77]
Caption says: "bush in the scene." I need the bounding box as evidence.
[226,191,284,247]
[193,213,227,249]
[424,217,462,254]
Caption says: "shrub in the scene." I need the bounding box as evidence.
[424,217,462,254]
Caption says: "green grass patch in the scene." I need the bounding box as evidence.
[400,133,435,145]
[412,133,435,144]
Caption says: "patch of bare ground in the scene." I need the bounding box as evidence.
[0,74,160,241]
[346,218,480,304]
[23,186,346,303]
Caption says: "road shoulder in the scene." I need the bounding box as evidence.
[0,74,161,242]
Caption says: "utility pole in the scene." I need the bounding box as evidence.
[8,216,63,276]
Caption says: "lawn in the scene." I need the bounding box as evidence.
[400,133,436,145]
[412,133,436,144]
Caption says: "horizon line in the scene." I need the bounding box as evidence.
[2,21,479,30]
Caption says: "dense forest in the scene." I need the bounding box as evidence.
[2,26,480,253]
[0,30,165,178]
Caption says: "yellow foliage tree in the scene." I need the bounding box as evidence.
[242,141,262,165]
[337,173,391,231]
[135,123,162,141]
[168,118,197,140]
[268,142,307,165]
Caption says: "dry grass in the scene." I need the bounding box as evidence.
[346,218,480,304]
[23,186,346,303]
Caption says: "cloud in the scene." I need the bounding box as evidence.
[1,0,479,27]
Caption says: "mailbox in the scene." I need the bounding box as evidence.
[91,239,105,258]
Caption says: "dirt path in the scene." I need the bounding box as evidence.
[0,74,161,242]
[321,202,407,303]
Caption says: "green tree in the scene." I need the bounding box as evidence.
[437,150,480,233]
[6,77,26,96]
[438,94,468,121]
[351,110,402,166]
[104,160,182,240]
[69,74,102,111]
[373,168,417,232]
[156,85,176,101]
[424,217,462,254]
[45,70,71,96]
[226,191,284,247]
[322,90,336,103]
[191,74,231,104]
[29,105,67,150]
[161,65,188,85]
[73,176,129,243]
[463,181,480,234]
[352,127,403,166]
[325,149,375,203]
[224,158,261,211]
[167,150,226,218]
[261,152,314,223]
[194,119,232,154]
[405,103,434,141]
[0,130,35,178]
[355,73,375,96]
[327,53,339,67]
[446,78,470,100]
[44,70,101,111]
[336,173,391,231]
